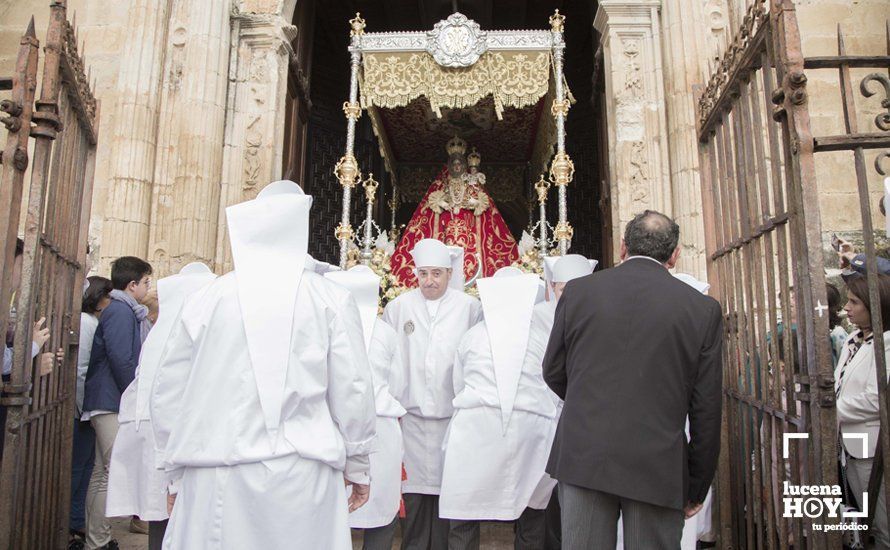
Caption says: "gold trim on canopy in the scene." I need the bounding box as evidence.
[360,51,551,119]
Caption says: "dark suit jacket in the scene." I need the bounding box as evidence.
[543,257,723,510]
[82,298,141,413]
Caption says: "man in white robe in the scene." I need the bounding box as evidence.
[150,180,376,549]
[440,267,559,549]
[537,255,598,550]
[382,238,482,550]
[107,262,217,549]
[325,265,407,550]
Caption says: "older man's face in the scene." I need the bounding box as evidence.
[417,267,451,300]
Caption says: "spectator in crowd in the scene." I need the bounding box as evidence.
[835,273,890,548]
[69,276,112,550]
[82,256,153,550]
[141,287,159,325]
[826,283,848,366]
[2,238,55,460]
[837,197,890,276]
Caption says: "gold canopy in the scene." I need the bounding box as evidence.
[360,50,552,120]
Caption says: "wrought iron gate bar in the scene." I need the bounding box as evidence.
[804,56,890,69]
[0,1,99,546]
[813,133,889,152]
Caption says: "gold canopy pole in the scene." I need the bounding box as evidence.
[360,173,378,264]
[388,188,400,242]
[548,10,574,255]
[534,174,550,258]
[335,13,366,268]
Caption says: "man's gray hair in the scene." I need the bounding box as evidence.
[624,210,680,263]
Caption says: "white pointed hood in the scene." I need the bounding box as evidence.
[135,262,217,420]
[477,269,539,433]
[226,180,312,435]
[411,238,465,289]
[324,265,380,352]
[447,245,466,289]
[673,272,711,294]
[543,254,598,284]
[543,254,597,300]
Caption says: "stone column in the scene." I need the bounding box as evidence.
[594,0,672,262]
[214,8,295,272]
[98,0,172,273]
[659,0,729,279]
[148,0,232,275]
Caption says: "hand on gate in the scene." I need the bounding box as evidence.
[684,501,703,519]
[32,317,50,349]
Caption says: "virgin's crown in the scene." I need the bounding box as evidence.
[467,148,481,168]
[446,135,467,156]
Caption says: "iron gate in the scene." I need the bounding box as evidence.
[698,0,890,548]
[0,1,99,547]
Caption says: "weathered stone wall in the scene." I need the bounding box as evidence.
[0,0,130,272]
[1,0,887,280]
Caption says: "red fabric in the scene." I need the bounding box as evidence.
[391,168,519,287]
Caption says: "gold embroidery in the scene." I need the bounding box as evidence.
[361,51,552,120]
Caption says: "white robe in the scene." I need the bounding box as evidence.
[382,287,482,495]
[527,300,561,506]
[439,320,559,520]
[349,319,407,529]
[151,271,376,549]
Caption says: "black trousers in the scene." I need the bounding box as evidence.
[401,493,449,550]
[447,508,545,550]
[356,516,399,550]
[544,490,562,549]
[148,519,168,550]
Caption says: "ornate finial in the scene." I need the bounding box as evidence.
[342,101,362,120]
[551,98,570,117]
[335,222,354,241]
[350,12,366,36]
[467,147,481,168]
[363,173,379,202]
[549,9,565,33]
[549,152,575,187]
[334,154,361,188]
[554,221,574,241]
[534,174,550,204]
[446,135,467,156]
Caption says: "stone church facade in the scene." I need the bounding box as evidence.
[0,0,886,279]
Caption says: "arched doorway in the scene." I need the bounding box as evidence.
[283,0,609,266]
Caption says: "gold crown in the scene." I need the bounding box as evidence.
[467,148,481,167]
[446,135,467,157]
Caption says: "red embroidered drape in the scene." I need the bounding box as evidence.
[391,169,519,287]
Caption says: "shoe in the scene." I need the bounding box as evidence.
[129,516,149,534]
[99,540,120,550]
[67,529,85,550]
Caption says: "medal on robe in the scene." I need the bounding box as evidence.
[404,320,415,334]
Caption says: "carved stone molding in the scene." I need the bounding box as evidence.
[595,0,672,261]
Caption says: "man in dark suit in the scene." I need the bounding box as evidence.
[543,210,723,549]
